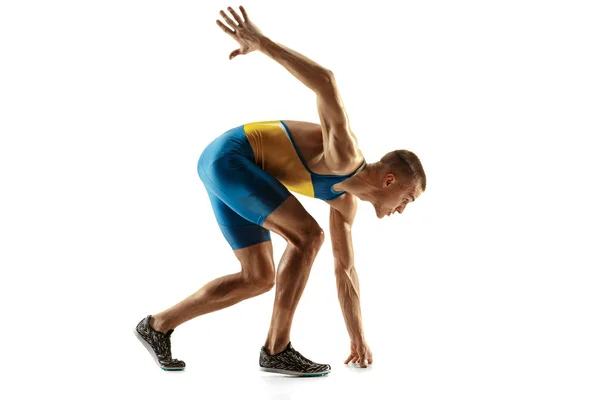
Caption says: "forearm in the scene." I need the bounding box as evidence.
[334,265,365,341]
[258,36,331,92]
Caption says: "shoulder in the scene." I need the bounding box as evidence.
[331,152,367,178]
[325,126,364,173]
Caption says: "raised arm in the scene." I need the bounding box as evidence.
[216,6,359,170]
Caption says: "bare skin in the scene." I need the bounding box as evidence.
[149,240,275,333]
[281,119,423,217]
[150,5,424,370]
[151,195,323,356]
[281,120,363,175]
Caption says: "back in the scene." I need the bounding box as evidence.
[243,120,365,200]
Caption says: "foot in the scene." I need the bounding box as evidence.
[134,315,186,371]
[259,342,331,376]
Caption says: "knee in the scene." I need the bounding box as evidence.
[255,271,276,293]
[310,227,326,248]
[293,225,325,250]
[245,267,276,294]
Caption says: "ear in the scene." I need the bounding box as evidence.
[383,173,396,187]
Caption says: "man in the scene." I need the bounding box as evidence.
[134,5,426,376]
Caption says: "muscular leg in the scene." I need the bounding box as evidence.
[152,125,321,348]
[150,240,276,333]
[261,195,325,355]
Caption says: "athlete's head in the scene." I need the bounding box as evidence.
[370,150,426,218]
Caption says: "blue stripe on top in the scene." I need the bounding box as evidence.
[280,120,366,201]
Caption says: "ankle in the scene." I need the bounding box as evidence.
[150,315,171,333]
[265,339,289,355]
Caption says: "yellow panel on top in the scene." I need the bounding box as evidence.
[243,121,315,198]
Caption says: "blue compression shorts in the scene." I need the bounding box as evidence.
[197,125,292,250]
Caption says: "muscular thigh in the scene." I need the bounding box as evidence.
[203,190,272,250]
[263,195,323,247]
[233,240,275,283]
[197,125,292,250]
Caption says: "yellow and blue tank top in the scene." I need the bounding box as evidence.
[242,120,366,201]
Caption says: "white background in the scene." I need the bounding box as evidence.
[1,0,599,399]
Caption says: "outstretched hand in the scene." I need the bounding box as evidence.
[216,6,265,60]
[345,339,373,368]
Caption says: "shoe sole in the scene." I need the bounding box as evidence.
[260,367,330,377]
[133,327,185,371]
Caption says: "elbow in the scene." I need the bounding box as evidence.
[323,69,335,83]
[315,69,335,93]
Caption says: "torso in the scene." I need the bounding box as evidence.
[241,120,364,201]
[281,120,364,178]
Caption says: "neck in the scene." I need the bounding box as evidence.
[335,163,380,202]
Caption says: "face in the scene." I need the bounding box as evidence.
[372,174,421,219]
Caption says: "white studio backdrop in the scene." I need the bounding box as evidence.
[0,0,599,399]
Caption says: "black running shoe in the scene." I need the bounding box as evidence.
[259,342,331,376]
[134,315,186,371]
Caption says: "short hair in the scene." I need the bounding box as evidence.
[380,150,426,191]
